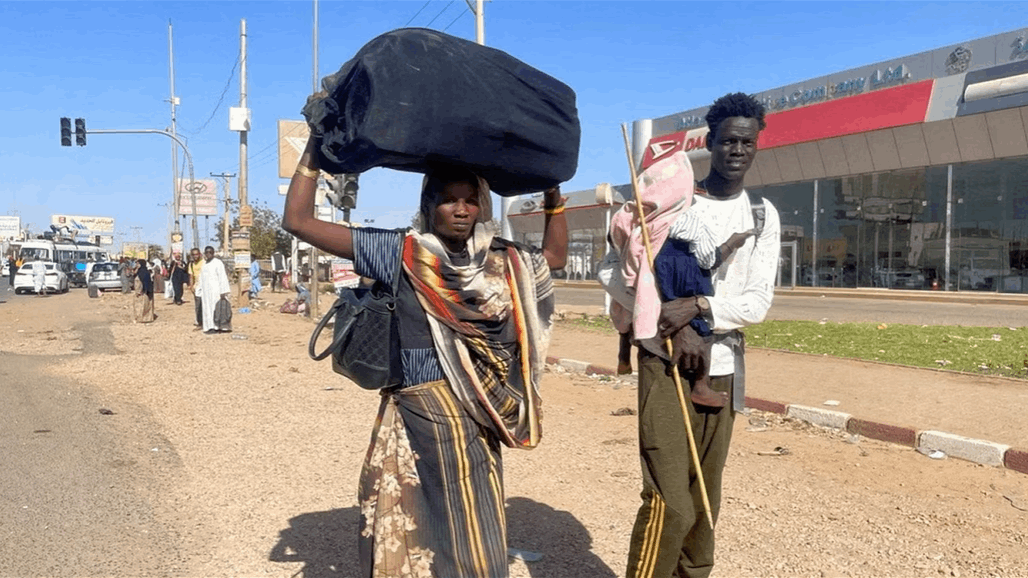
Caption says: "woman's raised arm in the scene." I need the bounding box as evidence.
[540,186,568,270]
[281,135,355,261]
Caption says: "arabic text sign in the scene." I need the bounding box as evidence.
[177,179,219,216]
[0,216,20,240]
[50,214,115,234]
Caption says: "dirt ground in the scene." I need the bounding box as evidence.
[2,289,1027,577]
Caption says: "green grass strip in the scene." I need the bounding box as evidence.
[559,315,1028,380]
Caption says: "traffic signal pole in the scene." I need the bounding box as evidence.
[83,128,201,250]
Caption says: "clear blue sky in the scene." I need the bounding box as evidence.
[1,0,1025,249]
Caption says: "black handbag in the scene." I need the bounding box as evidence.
[308,258,403,390]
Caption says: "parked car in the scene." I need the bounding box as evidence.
[87,261,123,292]
[14,261,69,294]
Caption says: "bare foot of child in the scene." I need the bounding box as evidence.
[690,379,728,408]
[617,331,634,375]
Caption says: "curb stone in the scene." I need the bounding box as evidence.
[547,355,1026,477]
[918,431,1009,468]
[786,405,851,429]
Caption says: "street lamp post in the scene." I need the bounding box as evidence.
[86,128,201,250]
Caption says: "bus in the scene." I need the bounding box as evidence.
[54,239,110,287]
[12,239,56,263]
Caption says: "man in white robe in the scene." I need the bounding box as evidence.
[32,259,47,296]
[199,246,231,333]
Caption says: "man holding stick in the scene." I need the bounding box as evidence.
[601,92,780,578]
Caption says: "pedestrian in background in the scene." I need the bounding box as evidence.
[117,256,132,294]
[198,246,231,334]
[31,258,47,296]
[169,255,187,305]
[6,254,16,289]
[249,254,262,299]
[134,258,155,323]
[188,248,204,329]
[152,257,166,299]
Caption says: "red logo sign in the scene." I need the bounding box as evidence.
[640,129,709,170]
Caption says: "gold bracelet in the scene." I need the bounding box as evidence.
[295,164,320,179]
[544,204,565,216]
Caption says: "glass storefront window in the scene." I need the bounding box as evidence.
[952,158,1028,292]
[751,181,815,286]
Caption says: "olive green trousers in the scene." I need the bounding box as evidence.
[625,349,735,578]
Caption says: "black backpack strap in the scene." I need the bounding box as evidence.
[747,190,766,236]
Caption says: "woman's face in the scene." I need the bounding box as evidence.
[431,180,481,251]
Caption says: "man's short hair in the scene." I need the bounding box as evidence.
[705,92,767,137]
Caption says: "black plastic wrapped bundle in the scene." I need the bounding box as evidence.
[302,28,580,196]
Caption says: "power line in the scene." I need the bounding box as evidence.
[182,49,242,136]
[404,0,432,26]
[442,7,470,32]
[425,1,456,27]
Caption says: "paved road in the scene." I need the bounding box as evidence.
[554,284,1028,327]
[0,317,185,576]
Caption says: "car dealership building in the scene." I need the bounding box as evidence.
[510,28,1028,293]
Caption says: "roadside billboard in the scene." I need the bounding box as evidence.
[177,178,218,216]
[0,215,20,240]
[122,242,149,259]
[277,120,311,178]
[51,215,114,235]
[332,258,360,289]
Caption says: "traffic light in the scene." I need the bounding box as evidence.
[60,117,72,146]
[327,173,359,210]
[74,118,86,146]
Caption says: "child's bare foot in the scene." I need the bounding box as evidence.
[690,383,728,408]
[617,361,633,375]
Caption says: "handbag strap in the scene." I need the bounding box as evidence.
[309,233,405,362]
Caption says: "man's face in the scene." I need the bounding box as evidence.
[707,116,761,182]
[204,248,215,262]
[190,250,201,263]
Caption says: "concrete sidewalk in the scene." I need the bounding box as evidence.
[546,322,1028,476]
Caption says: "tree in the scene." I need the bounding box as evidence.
[213,201,292,259]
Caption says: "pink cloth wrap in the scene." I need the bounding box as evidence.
[609,151,694,339]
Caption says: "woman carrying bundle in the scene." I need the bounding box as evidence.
[283,135,567,578]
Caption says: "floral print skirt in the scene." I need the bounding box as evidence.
[359,379,508,578]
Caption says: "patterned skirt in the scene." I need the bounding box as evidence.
[358,380,508,578]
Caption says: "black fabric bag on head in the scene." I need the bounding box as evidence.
[302,27,580,196]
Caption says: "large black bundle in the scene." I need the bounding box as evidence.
[302,28,580,196]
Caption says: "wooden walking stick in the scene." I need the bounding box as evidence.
[619,124,715,530]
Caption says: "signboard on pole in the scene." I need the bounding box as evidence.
[238,205,253,227]
[331,258,360,289]
[0,216,21,240]
[50,215,114,235]
[177,178,218,216]
[122,242,148,259]
[277,120,311,179]
[234,252,251,269]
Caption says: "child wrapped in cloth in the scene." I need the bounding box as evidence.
[608,151,754,407]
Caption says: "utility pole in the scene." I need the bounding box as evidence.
[471,1,509,238]
[167,20,186,251]
[310,0,321,319]
[236,18,251,308]
[211,172,235,256]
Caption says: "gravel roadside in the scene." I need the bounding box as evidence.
[3,290,1026,577]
